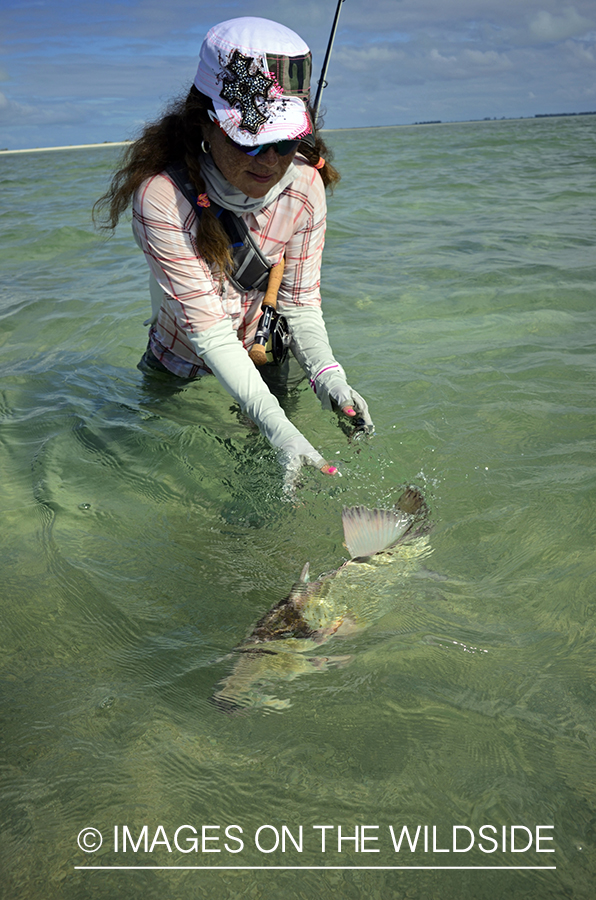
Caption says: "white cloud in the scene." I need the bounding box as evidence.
[334,44,407,73]
[461,49,513,69]
[430,49,457,65]
[0,92,38,123]
[428,47,512,78]
[0,91,84,126]
[564,39,596,65]
[528,7,594,42]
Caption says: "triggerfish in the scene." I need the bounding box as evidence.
[213,488,431,711]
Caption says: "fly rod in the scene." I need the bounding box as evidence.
[313,0,346,123]
[250,1,346,369]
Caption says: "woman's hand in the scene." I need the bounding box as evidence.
[319,463,339,475]
[318,407,360,474]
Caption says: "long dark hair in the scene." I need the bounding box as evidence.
[93,86,340,274]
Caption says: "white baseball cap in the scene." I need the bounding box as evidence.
[194,17,313,148]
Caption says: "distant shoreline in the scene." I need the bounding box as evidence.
[0,141,132,155]
[1,112,594,154]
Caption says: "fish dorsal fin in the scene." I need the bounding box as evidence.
[341,506,413,559]
[299,562,310,583]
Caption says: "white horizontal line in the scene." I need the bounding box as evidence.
[0,142,131,155]
[75,865,557,871]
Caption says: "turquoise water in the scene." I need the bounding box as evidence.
[1,116,595,899]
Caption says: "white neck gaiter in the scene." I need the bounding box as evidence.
[200,152,297,215]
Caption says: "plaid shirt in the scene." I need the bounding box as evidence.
[132,156,327,377]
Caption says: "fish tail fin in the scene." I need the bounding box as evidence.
[341,504,419,559]
[395,486,427,517]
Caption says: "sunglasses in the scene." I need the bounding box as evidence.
[225,133,301,157]
[207,111,304,158]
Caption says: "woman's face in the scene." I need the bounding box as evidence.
[204,122,297,199]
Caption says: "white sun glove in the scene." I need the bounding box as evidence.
[280,305,374,433]
[189,318,326,470]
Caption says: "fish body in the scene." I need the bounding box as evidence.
[213,488,430,711]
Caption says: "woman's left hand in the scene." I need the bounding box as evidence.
[336,390,374,434]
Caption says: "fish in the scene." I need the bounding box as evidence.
[212,487,431,712]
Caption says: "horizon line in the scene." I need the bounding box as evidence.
[2,111,594,155]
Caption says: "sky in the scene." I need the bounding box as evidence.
[1,0,595,150]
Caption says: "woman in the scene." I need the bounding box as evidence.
[95,17,373,477]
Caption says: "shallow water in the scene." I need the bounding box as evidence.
[1,116,595,899]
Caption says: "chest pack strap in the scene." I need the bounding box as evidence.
[165,162,272,293]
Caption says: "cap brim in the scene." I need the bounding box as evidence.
[211,95,312,148]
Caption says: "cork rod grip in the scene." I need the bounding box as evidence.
[249,257,285,366]
[262,256,285,310]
